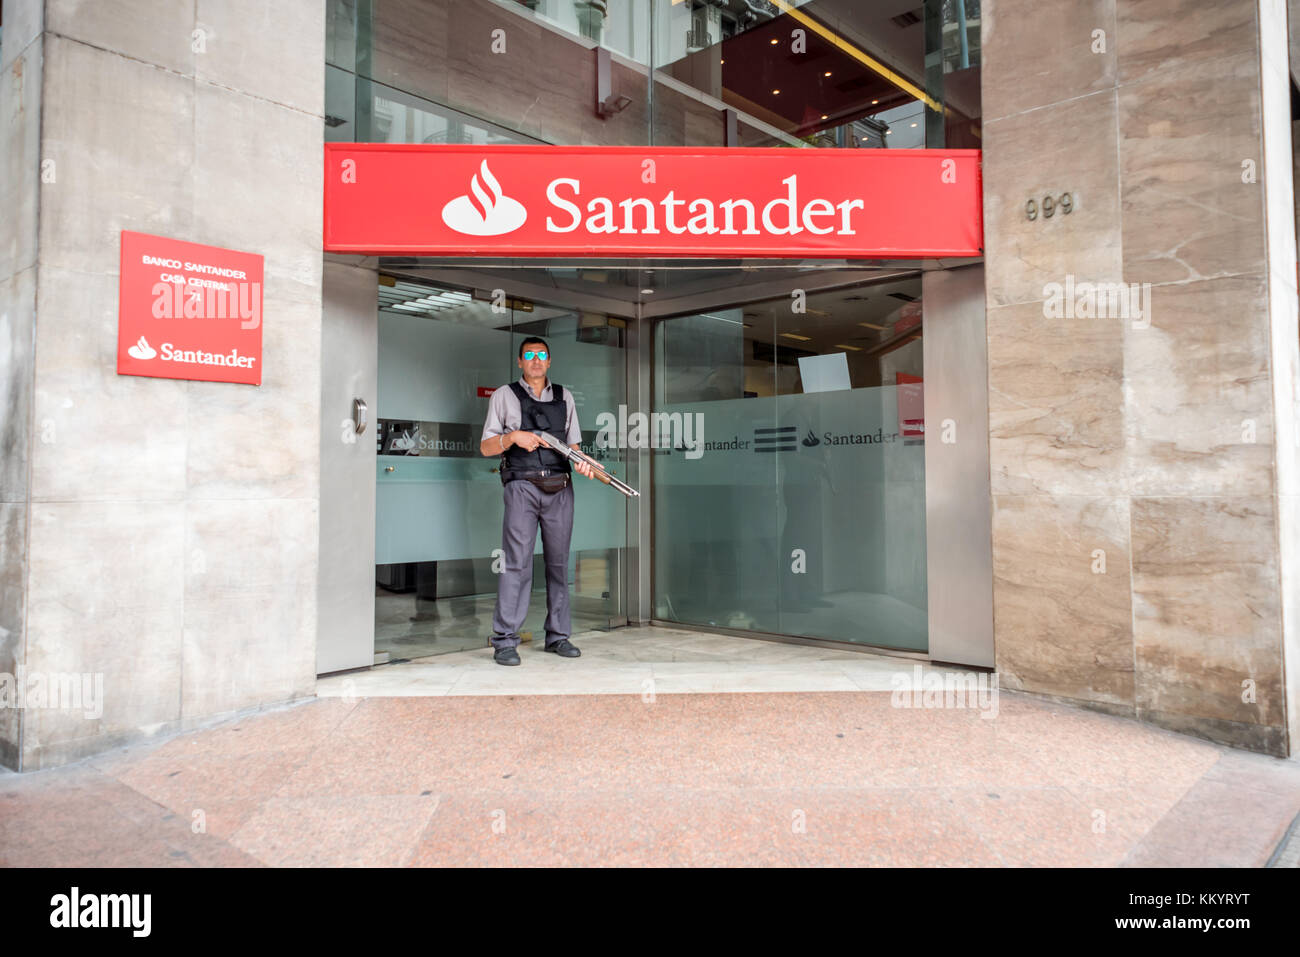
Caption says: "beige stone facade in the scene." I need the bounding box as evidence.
[982,0,1300,754]
[1,0,326,769]
[1,0,1297,770]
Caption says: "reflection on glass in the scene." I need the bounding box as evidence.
[334,0,979,152]
[328,74,544,146]
[371,85,541,145]
[653,276,928,652]
[326,0,357,72]
[324,64,357,143]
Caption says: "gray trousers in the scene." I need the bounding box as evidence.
[491,479,574,650]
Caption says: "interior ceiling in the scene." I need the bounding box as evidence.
[734,275,923,349]
[808,0,928,72]
[661,0,979,140]
[664,0,933,139]
[377,264,925,352]
[378,257,973,311]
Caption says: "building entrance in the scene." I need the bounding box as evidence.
[337,257,947,669]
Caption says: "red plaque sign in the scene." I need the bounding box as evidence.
[117,231,264,385]
[323,144,983,259]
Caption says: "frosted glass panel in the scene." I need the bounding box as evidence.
[654,385,927,650]
[653,281,928,653]
[774,386,927,650]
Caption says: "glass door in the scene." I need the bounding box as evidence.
[373,276,626,662]
[652,275,929,653]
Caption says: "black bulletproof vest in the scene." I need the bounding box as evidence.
[502,381,571,476]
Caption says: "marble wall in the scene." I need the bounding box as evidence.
[5,1,325,769]
[983,0,1300,754]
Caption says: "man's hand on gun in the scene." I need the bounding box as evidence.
[508,430,542,452]
[530,431,641,497]
[507,430,592,476]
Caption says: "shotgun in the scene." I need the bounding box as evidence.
[532,431,640,498]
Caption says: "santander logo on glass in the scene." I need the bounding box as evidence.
[440,160,527,236]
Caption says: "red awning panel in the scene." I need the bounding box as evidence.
[323,144,982,260]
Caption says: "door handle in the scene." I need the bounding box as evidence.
[353,398,368,434]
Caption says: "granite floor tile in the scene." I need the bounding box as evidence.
[227,794,442,867]
[2,631,1296,867]
[104,747,319,839]
[404,787,1002,867]
[0,767,261,867]
[1199,749,1300,797]
[1121,777,1300,867]
[943,788,1115,867]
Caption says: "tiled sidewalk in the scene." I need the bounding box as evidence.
[2,628,1298,867]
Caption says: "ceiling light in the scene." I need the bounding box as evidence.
[833,344,861,351]
[765,0,940,111]
[858,321,885,330]
[770,38,779,45]
[910,122,918,128]
[780,332,812,341]
[641,288,655,294]
[824,71,832,77]
[871,99,879,105]
[772,89,781,95]
[821,114,828,120]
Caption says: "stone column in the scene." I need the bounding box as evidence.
[982,0,1300,754]
[2,1,325,769]
[0,0,44,770]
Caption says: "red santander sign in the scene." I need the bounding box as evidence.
[117,231,264,385]
[323,145,982,259]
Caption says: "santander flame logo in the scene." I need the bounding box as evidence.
[440,160,527,236]
[127,335,156,360]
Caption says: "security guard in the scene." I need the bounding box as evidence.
[479,337,595,665]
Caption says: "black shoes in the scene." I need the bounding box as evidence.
[491,638,579,663]
[544,638,581,658]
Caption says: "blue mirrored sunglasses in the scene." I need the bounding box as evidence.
[522,350,548,361]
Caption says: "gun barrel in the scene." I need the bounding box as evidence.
[533,431,640,498]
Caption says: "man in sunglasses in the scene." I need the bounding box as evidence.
[479,337,596,665]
